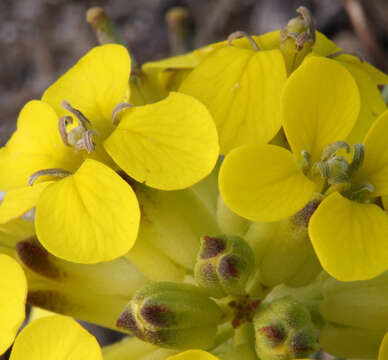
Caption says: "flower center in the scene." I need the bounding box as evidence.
[58,100,98,154]
[301,141,374,203]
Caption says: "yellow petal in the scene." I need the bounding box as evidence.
[312,31,340,56]
[343,60,387,144]
[180,46,287,154]
[379,332,388,360]
[0,218,35,250]
[0,254,27,355]
[42,44,131,139]
[219,144,315,222]
[104,92,219,190]
[142,52,201,71]
[0,182,53,224]
[309,192,388,281]
[167,350,219,360]
[35,159,140,263]
[10,315,102,360]
[282,56,360,163]
[0,100,79,190]
[355,110,388,196]
[334,54,388,85]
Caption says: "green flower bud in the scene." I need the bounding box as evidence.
[116,282,222,350]
[245,198,322,289]
[254,296,318,360]
[318,272,388,358]
[194,235,255,298]
[280,6,315,74]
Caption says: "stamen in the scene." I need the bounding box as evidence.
[28,169,72,186]
[58,115,73,147]
[321,141,350,161]
[74,130,99,153]
[112,102,133,126]
[227,31,260,52]
[314,161,330,179]
[349,181,375,203]
[348,143,365,177]
[62,100,91,130]
[296,6,315,43]
[327,51,364,63]
[327,157,349,185]
[299,150,311,174]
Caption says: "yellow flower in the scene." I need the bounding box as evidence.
[9,315,102,360]
[220,55,388,282]
[177,21,387,154]
[0,44,219,263]
[0,254,27,355]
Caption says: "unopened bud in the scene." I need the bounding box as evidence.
[194,235,255,298]
[117,282,222,350]
[280,6,315,74]
[254,296,318,360]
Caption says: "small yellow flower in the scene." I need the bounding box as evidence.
[220,55,388,281]
[0,44,219,264]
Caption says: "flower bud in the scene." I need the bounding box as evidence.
[194,235,255,298]
[254,296,318,360]
[116,282,222,350]
[318,272,388,358]
[280,6,315,74]
[244,198,322,289]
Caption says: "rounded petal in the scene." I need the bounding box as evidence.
[0,182,53,224]
[167,350,219,360]
[379,332,388,360]
[0,101,79,190]
[282,56,360,163]
[35,159,140,263]
[309,192,388,281]
[180,46,287,154]
[0,254,27,355]
[356,110,388,196]
[10,315,102,360]
[42,44,131,139]
[219,144,315,222]
[104,92,219,190]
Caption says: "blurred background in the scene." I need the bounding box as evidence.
[0,0,388,354]
[1,0,388,146]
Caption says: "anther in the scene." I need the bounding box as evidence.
[228,31,260,52]
[28,169,72,186]
[299,150,311,174]
[62,100,91,130]
[296,6,315,43]
[321,141,350,161]
[112,102,133,126]
[58,115,73,147]
[74,130,99,153]
[348,143,365,177]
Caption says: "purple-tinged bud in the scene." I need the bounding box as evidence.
[117,282,222,350]
[195,235,255,298]
[254,296,318,360]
